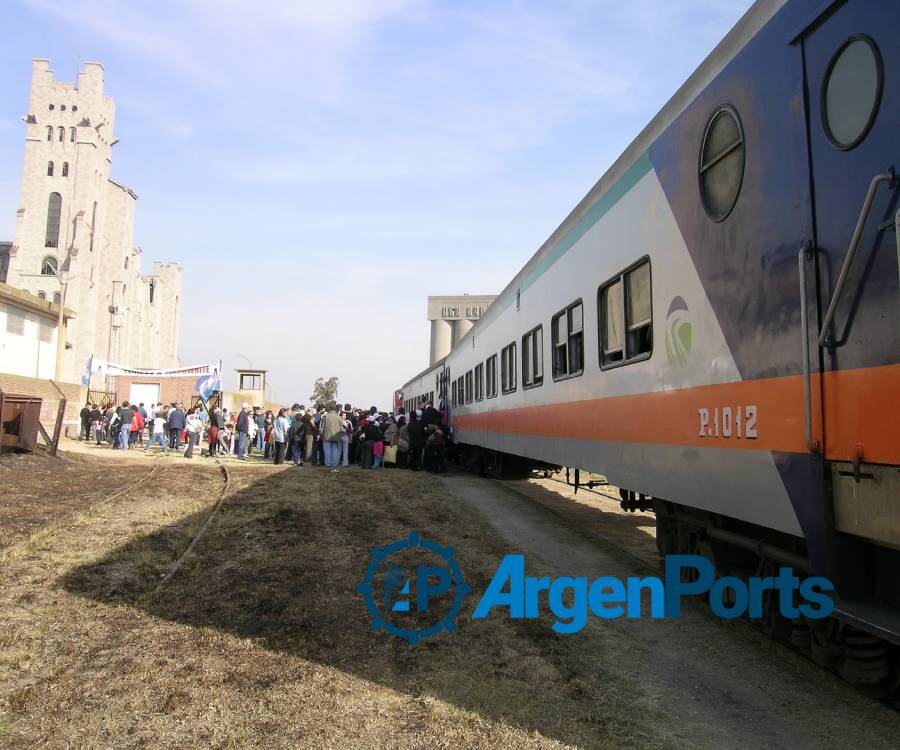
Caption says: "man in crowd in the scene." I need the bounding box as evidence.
[80,403,91,440]
[168,402,186,450]
[253,406,265,454]
[321,403,343,470]
[89,403,103,444]
[118,400,134,451]
[236,403,251,460]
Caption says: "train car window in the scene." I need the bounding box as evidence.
[599,258,652,369]
[551,301,584,380]
[522,324,544,389]
[475,363,484,401]
[486,354,498,398]
[699,105,744,222]
[465,371,473,404]
[822,35,882,150]
[501,342,517,394]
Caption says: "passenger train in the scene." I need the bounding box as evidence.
[399,0,900,697]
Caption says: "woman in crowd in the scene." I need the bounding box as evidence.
[397,418,410,468]
[304,412,317,466]
[219,422,233,455]
[339,411,353,468]
[272,408,289,465]
[184,408,202,458]
[207,407,221,457]
[289,411,306,467]
[263,411,274,459]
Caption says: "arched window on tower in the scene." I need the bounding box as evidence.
[62,162,69,177]
[46,126,53,141]
[70,127,76,143]
[37,291,47,300]
[45,192,62,248]
[47,161,54,177]
[124,256,129,270]
[53,292,61,305]
[41,256,58,276]
[89,201,97,252]
[57,126,64,142]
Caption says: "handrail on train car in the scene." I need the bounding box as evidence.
[817,169,896,348]
[895,208,899,306]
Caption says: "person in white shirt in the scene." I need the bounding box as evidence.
[184,409,202,458]
[145,411,168,453]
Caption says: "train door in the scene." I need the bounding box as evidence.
[798,1,900,552]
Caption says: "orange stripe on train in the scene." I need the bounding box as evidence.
[452,364,900,465]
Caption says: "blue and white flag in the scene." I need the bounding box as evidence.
[195,372,221,401]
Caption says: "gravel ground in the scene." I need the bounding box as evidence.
[443,473,900,749]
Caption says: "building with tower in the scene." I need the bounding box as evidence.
[3,60,182,385]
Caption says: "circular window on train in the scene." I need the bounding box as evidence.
[699,105,745,222]
[822,35,882,150]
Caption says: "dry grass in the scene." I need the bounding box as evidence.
[0,446,153,549]
[0,455,676,749]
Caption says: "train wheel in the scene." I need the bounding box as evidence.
[839,629,900,700]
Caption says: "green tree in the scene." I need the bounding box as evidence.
[309,376,339,407]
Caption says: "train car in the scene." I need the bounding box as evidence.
[399,0,900,696]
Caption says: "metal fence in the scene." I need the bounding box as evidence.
[86,389,117,408]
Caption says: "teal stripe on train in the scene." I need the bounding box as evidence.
[486,151,654,322]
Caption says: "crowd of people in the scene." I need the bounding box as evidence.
[79,400,449,472]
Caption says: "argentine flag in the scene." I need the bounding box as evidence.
[195,372,221,401]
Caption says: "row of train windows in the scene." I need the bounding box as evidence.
[451,258,651,407]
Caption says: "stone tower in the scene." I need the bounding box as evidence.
[6,60,182,383]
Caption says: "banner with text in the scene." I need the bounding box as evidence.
[87,358,219,379]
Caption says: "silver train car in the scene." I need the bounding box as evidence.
[400,0,900,697]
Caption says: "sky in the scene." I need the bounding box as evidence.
[0,0,753,408]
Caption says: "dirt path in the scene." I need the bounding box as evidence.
[441,473,900,750]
